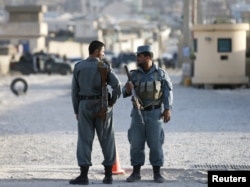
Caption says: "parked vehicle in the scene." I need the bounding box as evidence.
[103,51,116,64]
[44,56,72,75]
[9,52,73,75]
[161,52,177,69]
[111,52,136,68]
[9,53,35,75]
[67,57,83,71]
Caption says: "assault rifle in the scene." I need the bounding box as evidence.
[93,62,109,121]
[124,65,145,125]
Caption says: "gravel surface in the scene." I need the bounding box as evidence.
[0,69,249,187]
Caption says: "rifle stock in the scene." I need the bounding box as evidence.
[89,61,111,140]
[124,65,145,124]
[93,65,109,121]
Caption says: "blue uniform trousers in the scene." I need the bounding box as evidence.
[77,100,116,166]
[128,107,165,166]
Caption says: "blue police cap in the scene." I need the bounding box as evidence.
[136,45,153,55]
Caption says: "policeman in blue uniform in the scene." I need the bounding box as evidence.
[71,40,121,185]
[123,45,173,183]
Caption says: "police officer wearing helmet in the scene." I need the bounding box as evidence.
[71,40,121,185]
[123,45,173,183]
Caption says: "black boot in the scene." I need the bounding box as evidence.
[126,165,141,182]
[103,165,113,184]
[153,166,165,183]
[69,166,89,185]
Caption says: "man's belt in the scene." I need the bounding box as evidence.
[142,104,161,111]
[79,95,101,100]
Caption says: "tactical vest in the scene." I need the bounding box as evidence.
[134,71,162,101]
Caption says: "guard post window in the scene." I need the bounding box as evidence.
[218,38,232,52]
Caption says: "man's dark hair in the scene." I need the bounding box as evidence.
[88,40,105,55]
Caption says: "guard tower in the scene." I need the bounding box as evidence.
[192,23,249,87]
[0,5,48,53]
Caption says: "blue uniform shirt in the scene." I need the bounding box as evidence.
[71,57,121,114]
[122,64,173,110]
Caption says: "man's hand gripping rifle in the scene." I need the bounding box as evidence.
[124,65,145,125]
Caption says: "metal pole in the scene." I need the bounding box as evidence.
[193,0,202,24]
[183,0,190,49]
[181,0,192,86]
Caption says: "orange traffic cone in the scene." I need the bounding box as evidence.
[112,148,125,175]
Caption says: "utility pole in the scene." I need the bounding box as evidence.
[183,0,191,49]
[181,0,192,86]
[193,0,202,24]
[180,0,202,86]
